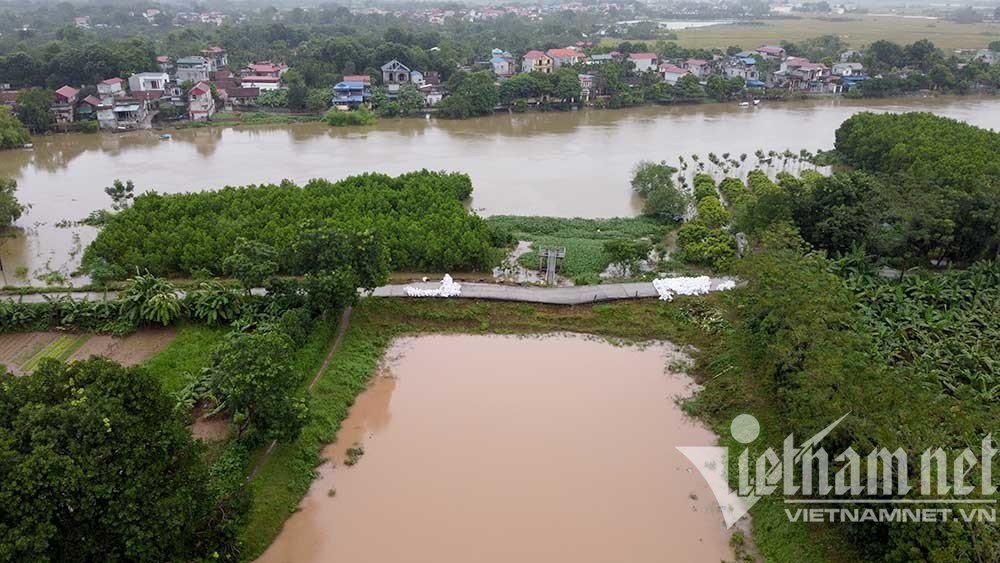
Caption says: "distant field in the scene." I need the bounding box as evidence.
[605,16,1000,51]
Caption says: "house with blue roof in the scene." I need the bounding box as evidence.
[489,48,515,79]
[331,80,372,108]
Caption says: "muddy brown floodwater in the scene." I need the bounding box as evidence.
[257,334,734,563]
[3,95,999,284]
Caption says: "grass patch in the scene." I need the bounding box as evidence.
[140,324,229,395]
[487,216,671,280]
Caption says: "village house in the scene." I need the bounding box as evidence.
[410,69,425,87]
[76,95,101,121]
[129,72,170,92]
[839,49,862,62]
[522,50,553,73]
[1,91,19,108]
[222,88,259,110]
[658,63,689,85]
[722,56,759,81]
[241,62,287,79]
[490,49,516,79]
[546,47,584,69]
[684,58,712,78]
[628,53,659,73]
[187,82,215,120]
[586,53,615,65]
[51,85,79,124]
[109,99,149,129]
[419,84,446,106]
[240,75,281,91]
[381,59,412,94]
[176,56,212,83]
[832,62,864,77]
[775,57,831,91]
[97,77,126,103]
[755,45,786,60]
[201,47,229,70]
[156,56,173,73]
[578,73,595,102]
[332,80,372,109]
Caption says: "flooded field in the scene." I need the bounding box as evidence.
[257,334,734,563]
[2,95,999,283]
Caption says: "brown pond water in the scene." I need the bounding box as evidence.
[256,334,734,563]
[2,95,999,284]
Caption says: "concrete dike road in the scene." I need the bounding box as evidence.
[0,278,737,306]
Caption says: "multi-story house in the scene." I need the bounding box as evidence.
[522,50,553,73]
[176,57,212,83]
[381,59,412,94]
[129,72,170,92]
[187,82,215,120]
[546,48,584,70]
[628,53,659,73]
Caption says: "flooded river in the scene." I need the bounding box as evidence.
[256,334,734,563]
[1,95,999,283]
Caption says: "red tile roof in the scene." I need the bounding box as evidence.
[658,63,688,75]
[156,55,171,64]
[342,75,372,83]
[685,58,708,66]
[101,77,124,85]
[189,82,211,96]
[226,87,260,98]
[246,63,283,73]
[80,95,101,106]
[241,75,280,82]
[546,48,580,59]
[54,85,79,100]
[629,52,658,60]
[0,91,19,104]
[523,50,549,60]
[756,45,785,54]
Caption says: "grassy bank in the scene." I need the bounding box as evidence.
[141,324,229,394]
[239,296,850,561]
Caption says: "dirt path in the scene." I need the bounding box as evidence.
[248,306,354,481]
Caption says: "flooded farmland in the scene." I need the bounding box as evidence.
[2,95,999,283]
[256,334,734,563]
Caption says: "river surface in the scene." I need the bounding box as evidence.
[1,95,998,284]
[256,334,733,563]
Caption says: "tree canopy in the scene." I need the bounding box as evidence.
[0,358,239,562]
[83,171,497,278]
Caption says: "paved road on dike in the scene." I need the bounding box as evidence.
[0,279,736,306]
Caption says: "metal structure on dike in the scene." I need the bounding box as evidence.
[537,246,566,286]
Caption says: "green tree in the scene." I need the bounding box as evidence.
[0,107,30,150]
[15,88,53,134]
[695,196,730,228]
[104,179,134,211]
[0,178,25,228]
[223,237,279,291]
[0,358,240,561]
[437,71,498,118]
[630,160,678,198]
[211,330,307,442]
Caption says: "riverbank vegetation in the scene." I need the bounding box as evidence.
[0,108,29,150]
[82,171,499,279]
[322,106,375,127]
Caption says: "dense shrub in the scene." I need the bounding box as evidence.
[692,173,717,201]
[322,106,375,127]
[83,171,496,278]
